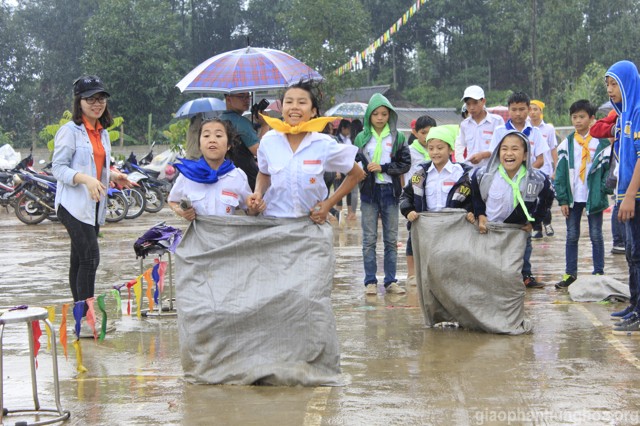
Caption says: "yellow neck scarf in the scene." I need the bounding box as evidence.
[260,114,340,135]
[574,132,592,182]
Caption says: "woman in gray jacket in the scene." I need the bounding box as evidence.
[52,76,130,324]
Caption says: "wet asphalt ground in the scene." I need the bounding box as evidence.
[0,203,639,426]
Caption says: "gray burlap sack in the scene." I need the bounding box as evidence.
[411,209,532,335]
[175,215,341,386]
[568,275,630,302]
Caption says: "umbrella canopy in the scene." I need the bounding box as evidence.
[325,102,368,118]
[176,47,323,94]
[175,97,226,119]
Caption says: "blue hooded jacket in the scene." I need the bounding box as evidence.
[605,60,640,202]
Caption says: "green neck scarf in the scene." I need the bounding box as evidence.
[372,124,390,181]
[498,164,534,221]
[411,140,430,160]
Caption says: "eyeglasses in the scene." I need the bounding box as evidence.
[229,94,251,100]
[82,96,108,105]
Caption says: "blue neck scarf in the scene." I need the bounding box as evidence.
[174,157,235,184]
[505,120,532,137]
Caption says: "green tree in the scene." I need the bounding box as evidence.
[18,0,96,140]
[162,119,189,152]
[82,0,188,143]
[189,0,245,65]
[0,3,40,148]
[40,111,124,152]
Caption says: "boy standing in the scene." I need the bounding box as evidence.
[404,115,437,184]
[471,131,555,288]
[399,125,471,285]
[455,85,505,169]
[355,93,411,295]
[554,100,611,289]
[529,99,558,238]
[490,92,550,170]
[605,61,640,335]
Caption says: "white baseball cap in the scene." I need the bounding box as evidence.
[461,85,485,101]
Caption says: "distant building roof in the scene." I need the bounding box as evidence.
[334,86,461,134]
[396,108,461,133]
[334,85,392,104]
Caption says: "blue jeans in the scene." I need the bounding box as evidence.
[522,234,532,277]
[361,184,399,286]
[624,200,640,310]
[565,202,604,276]
[612,201,626,247]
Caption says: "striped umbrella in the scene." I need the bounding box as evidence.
[174,97,226,119]
[324,102,368,119]
[176,47,323,94]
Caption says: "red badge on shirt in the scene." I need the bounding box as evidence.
[303,160,321,165]
[221,190,238,199]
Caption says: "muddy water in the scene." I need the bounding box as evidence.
[1,205,639,425]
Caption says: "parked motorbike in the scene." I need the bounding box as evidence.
[121,155,166,213]
[128,143,180,199]
[12,171,57,225]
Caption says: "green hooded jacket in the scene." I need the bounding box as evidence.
[354,93,411,201]
[555,134,611,215]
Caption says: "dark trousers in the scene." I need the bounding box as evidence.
[57,205,100,310]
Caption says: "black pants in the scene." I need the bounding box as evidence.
[57,205,100,309]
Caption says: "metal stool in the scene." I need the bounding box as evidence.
[0,307,70,425]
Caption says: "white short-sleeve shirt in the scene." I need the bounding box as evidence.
[404,144,430,185]
[485,174,516,223]
[490,124,550,169]
[570,133,600,203]
[258,130,357,218]
[425,161,464,211]
[535,120,558,177]
[455,112,505,170]
[364,133,394,184]
[167,167,250,216]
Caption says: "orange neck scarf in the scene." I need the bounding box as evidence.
[260,114,340,135]
[574,132,592,182]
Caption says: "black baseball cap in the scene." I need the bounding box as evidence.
[73,75,110,98]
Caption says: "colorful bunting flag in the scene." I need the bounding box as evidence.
[45,305,55,351]
[335,0,426,76]
[143,267,155,312]
[97,294,108,341]
[60,303,69,359]
[86,297,97,340]
[32,320,42,369]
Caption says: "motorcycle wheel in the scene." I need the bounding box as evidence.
[143,187,165,213]
[14,192,48,225]
[123,188,146,219]
[105,192,129,223]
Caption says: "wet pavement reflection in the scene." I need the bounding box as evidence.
[1,205,639,425]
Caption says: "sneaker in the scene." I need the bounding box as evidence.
[612,314,640,335]
[611,305,634,319]
[555,274,576,289]
[407,275,417,286]
[531,230,543,240]
[523,275,544,289]
[544,224,555,236]
[385,282,406,294]
[614,311,637,327]
[365,284,377,295]
[611,245,626,254]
